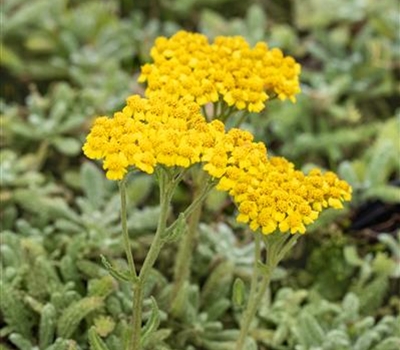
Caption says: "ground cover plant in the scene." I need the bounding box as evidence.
[1,1,399,350]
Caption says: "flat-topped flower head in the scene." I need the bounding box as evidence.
[234,157,352,235]
[83,92,222,180]
[139,30,301,114]
[201,131,352,235]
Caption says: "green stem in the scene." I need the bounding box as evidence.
[119,179,138,278]
[125,168,176,350]
[164,178,215,237]
[235,233,267,350]
[235,233,299,350]
[139,169,172,280]
[131,281,143,350]
[119,179,139,350]
[171,171,211,312]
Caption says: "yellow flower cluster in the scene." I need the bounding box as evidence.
[201,129,352,234]
[83,94,351,233]
[83,30,351,235]
[83,92,224,180]
[139,31,301,113]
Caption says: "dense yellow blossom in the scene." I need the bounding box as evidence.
[139,30,301,113]
[83,94,351,233]
[83,93,224,180]
[201,129,352,235]
[83,96,351,233]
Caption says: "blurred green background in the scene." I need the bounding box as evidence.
[1,0,399,349]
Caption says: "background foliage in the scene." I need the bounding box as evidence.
[1,0,399,349]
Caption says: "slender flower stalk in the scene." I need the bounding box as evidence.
[119,178,138,279]
[235,232,299,350]
[139,168,175,281]
[119,178,139,349]
[125,167,216,350]
[171,170,209,313]
[131,281,143,350]
[120,168,179,350]
[235,232,263,350]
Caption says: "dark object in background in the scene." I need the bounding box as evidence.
[350,180,400,237]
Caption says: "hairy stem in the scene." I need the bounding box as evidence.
[235,233,267,350]
[122,169,176,350]
[171,170,210,313]
[119,179,138,279]
[235,233,299,350]
[131,281,144,350]
[119,179,139,350]
[139,170,172,280]
[164,177,215,237]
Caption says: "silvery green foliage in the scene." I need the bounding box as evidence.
[0,149,45,188]
[2,0,133,84]
[195,222,287,284]
[1,230,105,348]
[292,294,400,350]
[166,278,240,350]
[199,3,267,45]
[256,288,400,350]
[2,0,179,112]
[339,116,400,204]
[157,223,287,349]
[88,327,110,350]
[4,83,85,156]
[378,233,400,278]
[198,223,255,268]
[196,223,258,279]
[0,228,155,349]
[154,224,243,349]
[0,161,168,349]
[344,233,399,314]
[62,163,158,239]
[3,159,157,240]
[304,230,398,303]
